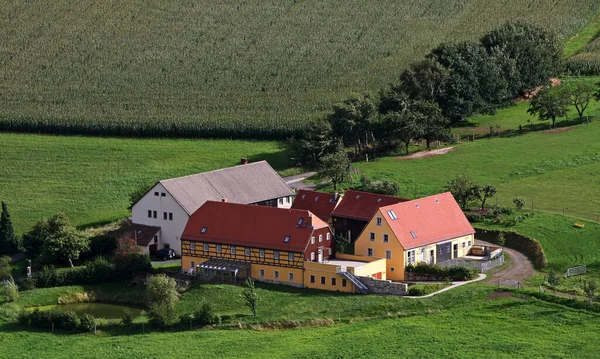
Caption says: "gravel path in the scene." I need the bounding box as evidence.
[283,172,317,190]
[476,240,536,283]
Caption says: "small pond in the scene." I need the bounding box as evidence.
[42,303,145,319]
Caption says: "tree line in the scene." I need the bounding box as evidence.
[291,21,562,168]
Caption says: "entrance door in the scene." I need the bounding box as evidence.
[318,248,323,263]
[436,242,451,263]
[149,244,158,256]
[429,249,434,264]
[453,244,458,259]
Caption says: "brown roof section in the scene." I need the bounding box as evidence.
[381,192,475,250]
[181,201,330,252]
[331,190,407,222]
[121,223,160,247]
[290,190,341,222]
[159,161,294,215]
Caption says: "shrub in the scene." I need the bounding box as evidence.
[79,314,96,332]
[405,263,478,281]
[34,265,64,288]
[407,287,425,296]
[513,197,525,211]
[121,309,134,326]
[17,277,35,291]
[3,276,19,302]
[26,309,80,331]
[194,302,218,326]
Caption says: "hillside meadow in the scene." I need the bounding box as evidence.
[1,0,598,138]
[2,283,600,358]
[0,134,291,233]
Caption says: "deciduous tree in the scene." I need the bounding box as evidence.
[567,82,594,123]
[446,174,480,209]
[0,202,18,256]
[317,143,350,191]
[527,87,570,128]
[242,279,259,317]
[328,95,377,154]
[146,274,179,328]
[478,185,497,210]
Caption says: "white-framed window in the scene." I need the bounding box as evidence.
[383,234,389,243]
[288,253,294,262]
[286,196,291,204]
[421,248,426,261]
[203,243,208,252]
[161,193,166,197]
[367,248,374,257]
[279,198,284,205]
[385,250,392,259]
[169,213,173,221]
[370,232,375,242]
[260,269,265,277]
[319,234,323,242]
[274,270,279,279]
[311,236,315,244]
[154,192,159,196]
[163,212,168,220]
[439,247,443,255]
[259,249,265,258]
[289,272,294,281]
[216,245,222,253]
[274,251,280,260]
[231,247,236,255]
[326,233,330,241]
[153,211,157,218]
[190,242,196,251]
[462,242,466,248]
[407,250,416,264]
[376,217,382,226]
[245,247,250,256]
[311,252,315,261]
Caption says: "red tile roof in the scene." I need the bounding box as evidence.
[331,190,407,222]
[290,190,341,222]
[380,192,475,250]
[181,201,330,252]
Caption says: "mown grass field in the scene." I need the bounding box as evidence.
[0,133,291,233]
[1,284,600,358]
[1,1,598,138]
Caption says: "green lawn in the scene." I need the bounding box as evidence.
[0,133,291,234]
[1,283,600,358]
[453,77,600,140]
[0,1,597,139]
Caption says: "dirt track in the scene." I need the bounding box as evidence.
[476,240,535,283]
[397,146,455,160]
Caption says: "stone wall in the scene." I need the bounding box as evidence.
[358,276,407,296]
[405,272,446,282]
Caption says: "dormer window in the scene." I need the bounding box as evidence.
[284,236,290,243]
[201,227,207,234]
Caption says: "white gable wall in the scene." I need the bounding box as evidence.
[276,195,294,209]
[131,183,190,256]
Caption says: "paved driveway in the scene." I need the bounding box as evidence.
[282,172,316,190]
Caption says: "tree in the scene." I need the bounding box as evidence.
[327,95,377,154]
[382,109,422,155]
[412,101,451,149]
[582,279,596,304]
[0,202,18,256]
[39,214,89,267]
[478,184,497,210]
[146,274,179,328]
[289,119,334,168]
[546,268,560,295]
[335,233,351,255]
[527,87,570,128]
[241,278,258,317]
[513,197,525,211]
[481,22,561,94]
[567,82,594,124]
[446,174,480,209]
[317,143,350,191]
[398,59,449,103]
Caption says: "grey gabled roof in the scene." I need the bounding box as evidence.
[160,161,294,215]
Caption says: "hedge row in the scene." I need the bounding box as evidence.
[18,308,96,332]
[474,228,547,269]
[405,262,479,281]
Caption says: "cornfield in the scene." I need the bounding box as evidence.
[566,36,600,76]
[0,0,598,139]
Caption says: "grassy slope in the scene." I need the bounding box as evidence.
[0,1,597,137]
[453,77,600,139]
[2,284,600,358]
[564,13,600,57]
[0,134,291,233]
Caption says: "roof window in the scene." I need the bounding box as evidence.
[410,231,417,239]
[387,210,398,220]
[315,196,319,202]
[355,194,360,199]
[284,236,291,243]
[416,203,420,208]
[201,227,207,234]
[435,198,440,203]
[297,218,304,226]
[377,198,382,203]
[301,194,306,200]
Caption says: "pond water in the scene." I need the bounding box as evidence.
[45,303,145,319]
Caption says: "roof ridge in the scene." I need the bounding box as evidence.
[379,191,453,210]
[159,160,267,183]
[205,200,313,216]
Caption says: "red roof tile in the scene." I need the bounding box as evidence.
[181,201,329,252]
[290,190,341,222]
[331,190,407,222]
[381,192,475,250]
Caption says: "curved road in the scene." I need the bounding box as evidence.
[476,240,535,283]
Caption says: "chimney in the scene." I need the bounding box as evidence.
[221,198,227,203]
[241,158,249,165]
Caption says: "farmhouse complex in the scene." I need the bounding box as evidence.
[129,160,294,256]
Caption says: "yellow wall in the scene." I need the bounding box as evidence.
[452,234,475,258]
[349,258,387,280]
[250,263,304,287]
[303,262,355,293]
[354,209,406,280]
[181,256,208,272]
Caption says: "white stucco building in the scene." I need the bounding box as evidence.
[130,160,294,256]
